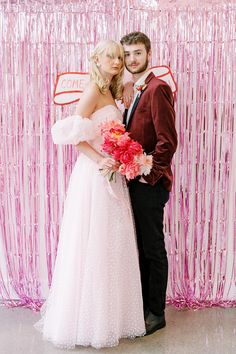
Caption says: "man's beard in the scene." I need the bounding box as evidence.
[126,57,149,74]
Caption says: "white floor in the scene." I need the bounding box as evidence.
[0,305,235,354]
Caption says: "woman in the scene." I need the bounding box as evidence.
[34,40,145,349]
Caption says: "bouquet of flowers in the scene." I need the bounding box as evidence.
[100,120,153,181]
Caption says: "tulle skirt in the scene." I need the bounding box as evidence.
[34,154,145,349]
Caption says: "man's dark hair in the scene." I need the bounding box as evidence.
[120,32,151,53]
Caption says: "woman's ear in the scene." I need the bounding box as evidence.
[94,55,101,67]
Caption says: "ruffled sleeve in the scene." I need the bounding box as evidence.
[51,115,99,145]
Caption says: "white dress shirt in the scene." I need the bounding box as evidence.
[126,70,151,125]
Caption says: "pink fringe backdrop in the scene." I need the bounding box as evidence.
[0,0,235,310]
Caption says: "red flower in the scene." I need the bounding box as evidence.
[119,150,135,164]
[128,141,143,155]
[136,84,148,92]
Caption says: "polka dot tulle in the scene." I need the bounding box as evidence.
[34,106,146,349]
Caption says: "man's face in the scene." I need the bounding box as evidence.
[123,43,151,74]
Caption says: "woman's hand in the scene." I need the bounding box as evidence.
[98,157,120,175]
[122,81,134,109]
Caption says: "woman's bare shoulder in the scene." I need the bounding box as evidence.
[75,82,101,116]
[84,81,100,97]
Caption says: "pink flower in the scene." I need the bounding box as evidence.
[117,133,131,148]
[102,135,117,154]
[119,161,140,180]
[135,154,153,175]
[100,120,125,135]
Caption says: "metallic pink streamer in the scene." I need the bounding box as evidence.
[0,1,235,311]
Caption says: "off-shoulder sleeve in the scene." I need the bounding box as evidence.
[51,115,99,145]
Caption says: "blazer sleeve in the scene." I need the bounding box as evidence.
[143,83,178,185]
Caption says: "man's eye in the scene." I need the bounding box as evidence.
[124,53,129,57]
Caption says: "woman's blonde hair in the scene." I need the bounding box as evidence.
[90,40,124,100]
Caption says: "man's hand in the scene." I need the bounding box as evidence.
[139,176,148,184]
[122,81,134,108]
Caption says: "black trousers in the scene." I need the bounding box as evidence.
[129,179,169,316]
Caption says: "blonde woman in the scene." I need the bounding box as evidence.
[34,40,145,349]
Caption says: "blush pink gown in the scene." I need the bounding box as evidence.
[34,105,145,349]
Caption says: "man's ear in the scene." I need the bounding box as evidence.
[148,49,152,62]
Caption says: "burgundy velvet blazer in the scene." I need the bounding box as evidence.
[125,72,178,191]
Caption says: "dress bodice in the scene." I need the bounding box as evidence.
[90,104,123,123]
[51,104,123,149]
[89,104,123,152]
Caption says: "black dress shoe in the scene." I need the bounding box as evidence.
[145,311,166,336]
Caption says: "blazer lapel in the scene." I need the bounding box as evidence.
[123,109,128,126]
[126,93,142,129]
[126,72,155,130]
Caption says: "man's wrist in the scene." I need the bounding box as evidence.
[139,176,148,184]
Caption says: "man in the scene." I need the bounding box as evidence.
[120,32,178,335]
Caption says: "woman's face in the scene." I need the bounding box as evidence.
[97,48,123,79]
